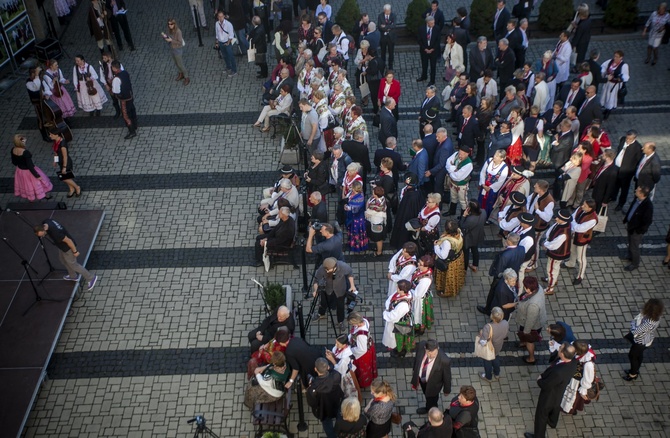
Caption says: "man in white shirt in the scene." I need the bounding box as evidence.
[564,200,598,285]
[214,11,237,77]
[445,145,474,216]
[552,31,572,89]
[533,72,549,113]
[330,24,350,69]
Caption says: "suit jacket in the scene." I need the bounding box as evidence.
[378,107,398,147]
[285,337,324,385]
[635,153,661,190]
[374,148,406,185]
[488,131,512,158]
[422,133,439,167]
[550,131,574,168]
[249,24,268,54]
[416,418,454,438]
[321,20,334,45]
[616,138,643,175]
[588,59,603,92]
[558,85,585,111]
[623,197,653,234]
[411,343,452,397]
[536,359,579,410]
[342,140,371,176]
[428,138,454,193]
[254,309,296,344]
[453,27,470,55]
[495,48,516,88]
[270,76,295,100]
[377,12,397,41]
[266,216,296,250]
[541,108,566,134]
[363,30,381,53]
[458,116,480,149]
[591,163,618,207]
[408,149,429,186]
[489,245,525,278]
[423,8,446,30]
[577,97,602,134]
[420,95,441,129]
[493,7,511,41]
[505,27,524,66]
[311,201,329,224]
[417,25,442,55]
[469,46,494,82]
[307,370,344,420]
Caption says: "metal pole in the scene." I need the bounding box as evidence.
[295,377,308,432]
[301,245,309,298]
[297,302,306,339]
[193,6,204,47]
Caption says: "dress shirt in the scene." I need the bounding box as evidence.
[635,153,653,178]
[615,142,631,167]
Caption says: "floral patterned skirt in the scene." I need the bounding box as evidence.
[435,252,466,297]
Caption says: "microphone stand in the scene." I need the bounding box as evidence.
[2,238,63,316]
[8,210,65,283]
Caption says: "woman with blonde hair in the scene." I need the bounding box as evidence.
[434,219,465,297]
[364,378,396,437]
[347,311,378,388]
[162,18,190,85]
[10,134,53,201]
[334,396,367,437]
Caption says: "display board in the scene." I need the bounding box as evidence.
[5,12,33,55]
[0,0,33,67]
[0,33,9,68]
[0,0,26,27]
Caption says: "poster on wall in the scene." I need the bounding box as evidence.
[0,0,26,27]
[0,33,9,68]
[5,13,33,56]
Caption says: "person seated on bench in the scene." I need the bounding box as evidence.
[244,351,292,409]
[259,198,295,234]
[259,178,300,221]
[254,84,293,132]
[263,165,301,199]
[254,206,296,267]
[248,306,295,354]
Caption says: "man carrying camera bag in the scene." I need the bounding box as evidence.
[311,258,357,332]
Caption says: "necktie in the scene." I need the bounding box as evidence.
[481,84,486,97]
[420,357,431,383]
[567,91,574,106]
[494,9,501,25]
[386,15,389,23]
[578,98,589,114]
[427,28,431,43]
[461,118,469,132]
[556,41,562,53]
[637,157,647,176]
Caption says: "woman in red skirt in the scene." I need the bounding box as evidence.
[347,311,378,388]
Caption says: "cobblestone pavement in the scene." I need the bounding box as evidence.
[1,0,668,437]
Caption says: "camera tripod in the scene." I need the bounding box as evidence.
[9,210,65,283]
[187,416,219,438]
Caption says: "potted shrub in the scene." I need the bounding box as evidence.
[604,0,639,28]
[469,0,496,39]
[538,0,574,32]
[263,283,293,312]
[405,0,431,38]
[262,432,287,438]
[335,0,361,33]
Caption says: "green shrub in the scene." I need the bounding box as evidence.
[264,283,286,311]
[470,0,496,39]
[405,0,431,38]
[538,0,574,32]
[335,0,360,34]
[604,0,639,27]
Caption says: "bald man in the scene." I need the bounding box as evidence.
[404,407,454,437]
[248,305,295,353]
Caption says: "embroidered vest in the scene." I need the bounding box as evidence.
[573,208,598,246]
[546,223,571,260]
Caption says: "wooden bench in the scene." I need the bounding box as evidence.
[252,388,293,438]
[265,241,298,270]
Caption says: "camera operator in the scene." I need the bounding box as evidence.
[306,222,344,261]
[312,257,357,332]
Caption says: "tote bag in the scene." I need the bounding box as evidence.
[474,325,495,360]
[593,206,607,233]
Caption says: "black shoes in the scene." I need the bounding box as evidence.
[572,278,582,285]
[623,374,638,381]
[416,77,427,82]
[624,265,638,272]
[476,305,488,315]
[416,407,428,415]
[124,131,137,140]
[113,112,121,120]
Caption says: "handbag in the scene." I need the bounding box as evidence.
[359,80,371,98]
[326,113,339,130]
[247,47,257,63]
[393,322,413,335]
[586,363,605,400]
[474,325,496,361]
[391,406,402,425]
[617,82,628,101]
[317,45,328,62]
[56,171,75,181]
[593,205,608,233]
[372,113,380,128]
[443,66,457,82]
[434,257,447,271]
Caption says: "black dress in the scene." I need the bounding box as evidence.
[389,186,425,249]
[55,139,74,179]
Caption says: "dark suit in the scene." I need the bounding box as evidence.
[487,131,512,158]
[557,85,585,111]
[453,27,470,68]
[505,27,524,69]
[550,131,574,169]
[624,197,653,268]
[363,30,381,53]
[634,153,661,192]
[419,94,442,137]
[590,163,618,212]
[484,245,525,312]
[255,216,296,262]
[493,7,511,41]
[374,147,406,186]
[311,201,329,224]
[423,8,446,31]
[306,369,344,422]
[428,137,454,198]
[469,46,494,82]
[378,107,398,147]
[321,20,334,46]
[422,133,439,168]
[534,359,579,438]
[541,109,566,134]
[409,418,453,438]
[418,25,442,84]
[577,97,603,135]
[411,342,452,410]
[588,59,603,93]
[571,17,592,64]
[495,48,516,90]
[247,309,296,353]
[285,337,324,386]
[265,76,295,102]
[614,138,643,208]
[378,12,397,69]
[249,25,268,76]
[457,115,480,149]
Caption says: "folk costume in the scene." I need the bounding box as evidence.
[600,58,629,111]
[543,214,572,294]
[100,59,123,117]
[387,249,417,296]
[494,169,530,211]
[565,207,597,283]
[72,62,107,113]
[433,232,465,297]
[526,191,555,269]
[445,150,473,214]
[111,68,137,139]
[417,203,441,255]
[560,346,596,415]
[478,158,508,219]
[345,191,368,252]
[410,266,434,334]
[349,318,378,387]
[26,75,50,141]
[42,67,76,118]
[382,291,414,354]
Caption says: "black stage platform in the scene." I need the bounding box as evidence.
[0,209,104,438]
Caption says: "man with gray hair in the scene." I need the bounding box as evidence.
[419,85,441,138]
[247,305,295,353]
[469,36,495,81]
[417,16,441,86]
[378,97,398,147]
[374,136,406,186]
[254,206,296,266]
[363,22,381,52]
[378,4,397,69]
[404,406,453,437]
[495,37,516,91]
[306,357,344,437]
[477,232,525,315]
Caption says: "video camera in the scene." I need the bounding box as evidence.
[311,220,323,231]
[187,415,206,429]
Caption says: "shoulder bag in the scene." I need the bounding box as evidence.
[474,325,496,360]
[593,205,607,233]
[586,362,605,401]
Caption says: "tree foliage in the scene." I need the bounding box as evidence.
[538,0,575,32]
[405,0,431,38]
[470,0,497,39]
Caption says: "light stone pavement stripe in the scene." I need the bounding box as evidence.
[2,0,668,436]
